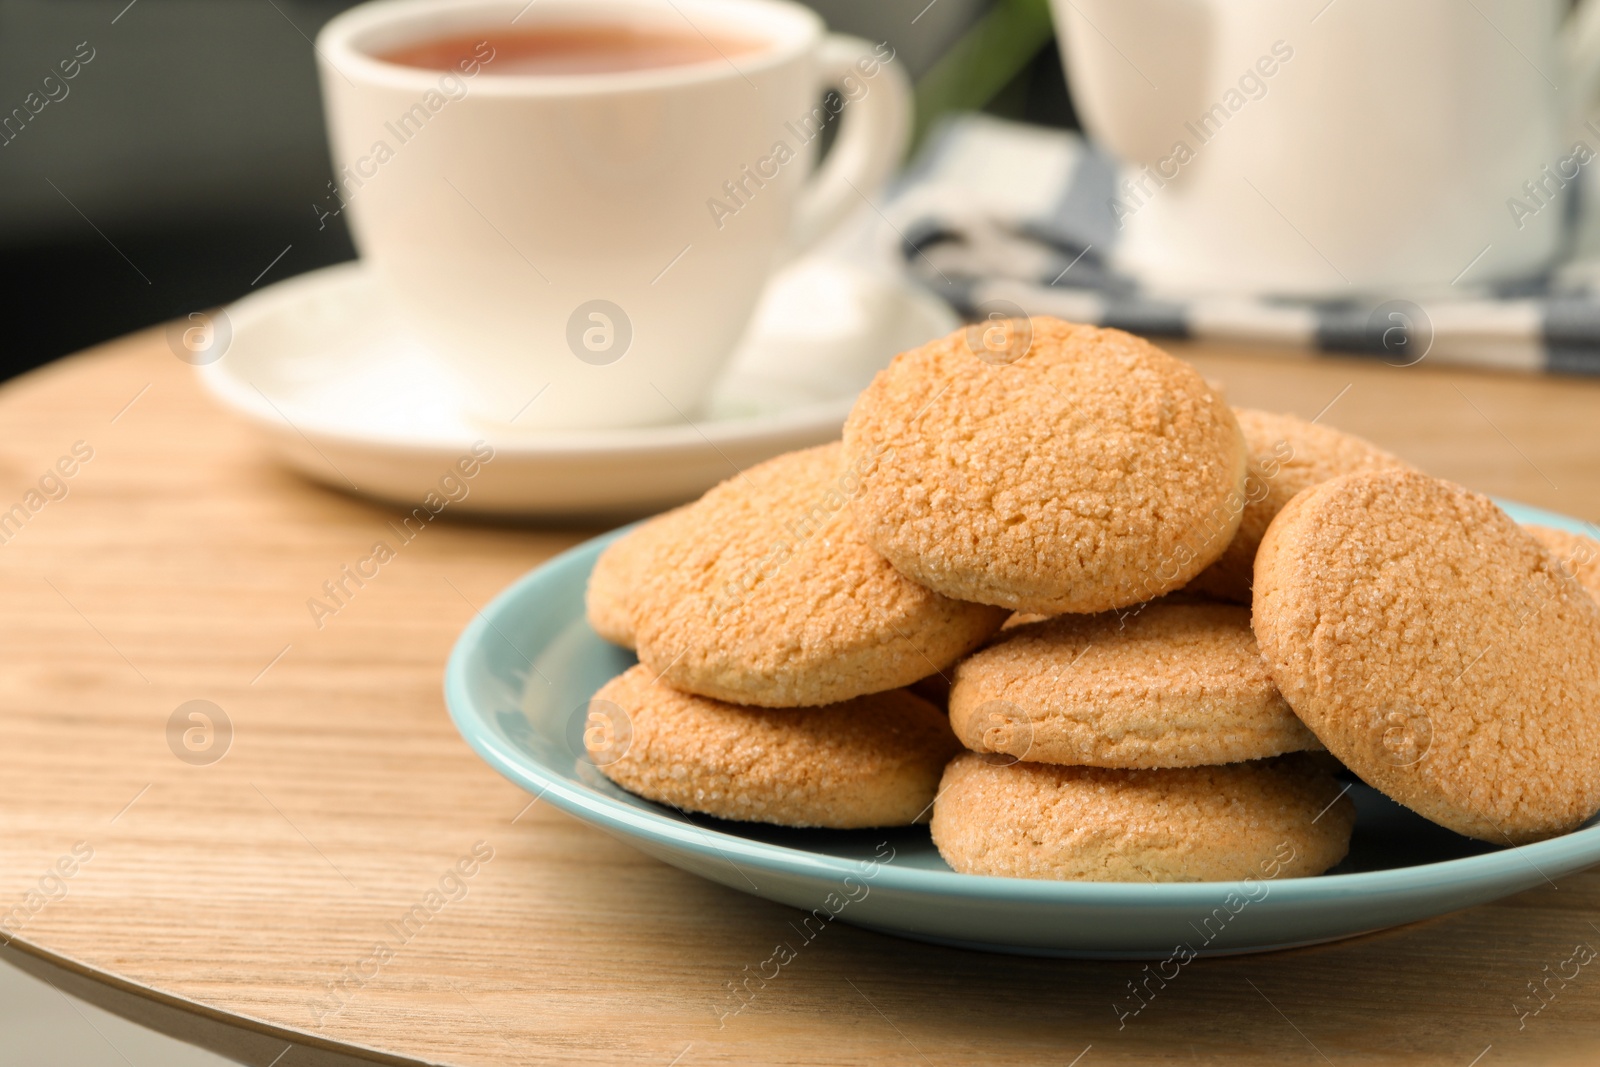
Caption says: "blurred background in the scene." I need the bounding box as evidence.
[0,0,1075,383]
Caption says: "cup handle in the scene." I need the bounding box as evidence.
[786,35,912,256]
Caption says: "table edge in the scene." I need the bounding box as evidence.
[0,935,441,1067]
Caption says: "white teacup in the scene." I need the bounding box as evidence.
[317,0,909,430]
[1052,0,1600,297]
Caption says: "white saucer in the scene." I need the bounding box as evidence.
[199,259,957,516]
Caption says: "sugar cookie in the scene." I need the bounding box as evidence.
[1528,525,1600,602]
[930,753,1353,881]
[585,508,688,649]
[631,443,1007,707]
[949,600,1320,768]
[842,317,1247,614]
[588,665,960,828]
[1187,408,1410,602]
[1253,470,1600,843]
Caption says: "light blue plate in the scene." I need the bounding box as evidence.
[444,499,1600,958]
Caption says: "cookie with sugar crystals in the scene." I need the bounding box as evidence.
[930,752,1353,882]
[1527,525,1600,602]
[843,317,1247,615]
[949,600,1319,768]
[630,442,1007,707]
[1187,408,1411,603]
[1253,469,1600,844]
[587,665,960,828]
[585,508,689,649]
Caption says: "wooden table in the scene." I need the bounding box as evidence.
[2,327,1600,1067]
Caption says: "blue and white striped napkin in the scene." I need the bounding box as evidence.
[882,114,1600,376]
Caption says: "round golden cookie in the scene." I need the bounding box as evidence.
[585,508,688,649]
[587,664,961,828]
[930,752,1354,882]
[949,600,1320,768]
[631,442,1008,707]
[1253,469,1600,844]
[1187,408,1411,603]
[1528,525,1600,602]
[842,317,1248,615]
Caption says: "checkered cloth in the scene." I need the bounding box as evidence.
[883,114,1600,375]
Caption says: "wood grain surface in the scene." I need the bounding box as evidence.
[1,328,1599,1066]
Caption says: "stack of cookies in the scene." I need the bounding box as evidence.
[583,316,1600,882]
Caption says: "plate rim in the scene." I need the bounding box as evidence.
[444,496,1600,906]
